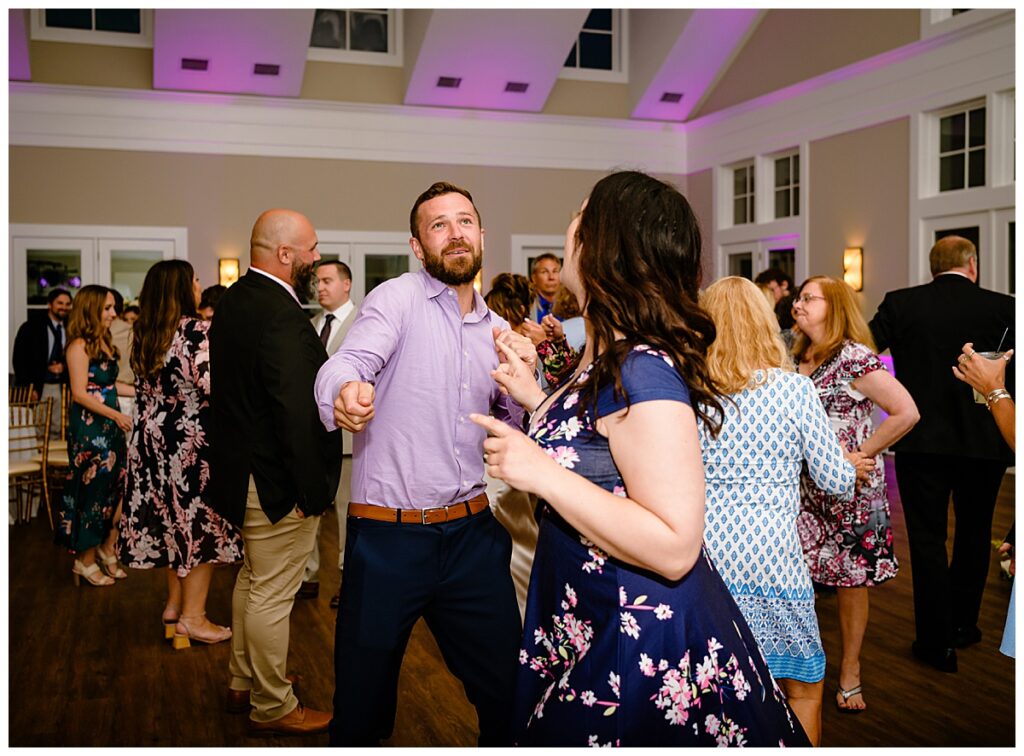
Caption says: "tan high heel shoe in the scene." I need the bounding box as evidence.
[96,546,128,579]
[163,607,181,640]
[172,613,232,650]
[73,559,115,587]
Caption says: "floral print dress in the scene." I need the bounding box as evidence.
[118,318,241,575]
[797,340,899,587]
[514,346,809,747]
[55,353,127,553]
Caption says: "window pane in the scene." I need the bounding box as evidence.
[45,9,92,30]
[584,9,613,31]
[793,186,800,216]
[747,196,756,224]
[768,249,795,281]
[27,249,83,306]
[728,253,753,279]
[775,189,790,218]
[940,154,965,191]
[775,157,790,188]
[365,254,409,294]
[733,198,746,225]
[793,153,800,180]
[110,249,165,303]
[563,42,577,68]
[311,9,346,49]
[968,148,986,187]
[969,107,986,148]
[941,113,966,153]
[95,10,140,34]
[733,167,746,195]
[579,32,612,70]
[747,165,755,193]
[350,11,387,52]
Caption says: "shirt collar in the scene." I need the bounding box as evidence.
[323,299,353,320]
[418,267,489,322]
[251,266,301,304]
[935,270,972,281]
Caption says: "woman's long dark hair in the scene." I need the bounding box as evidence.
[573,171,723,432]
[131,260,199,381]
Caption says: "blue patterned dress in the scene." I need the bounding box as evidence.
[55,353,127,553]
[514,347,809,747]
[699,369,856,683]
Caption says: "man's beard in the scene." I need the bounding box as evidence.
[422,241,482,286]
[292,260,317,303]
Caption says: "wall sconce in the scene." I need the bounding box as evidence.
[473,269,483,294]
[219,258,240,287]
[843,247,863,291]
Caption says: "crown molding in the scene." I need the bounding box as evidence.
[9,82,687,174]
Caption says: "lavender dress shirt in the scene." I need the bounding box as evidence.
[315,268,525,509]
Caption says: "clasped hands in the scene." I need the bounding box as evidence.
[844,449,875,487]
[331,327,541,432]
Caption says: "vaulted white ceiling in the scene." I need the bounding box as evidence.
[10,8,766,123]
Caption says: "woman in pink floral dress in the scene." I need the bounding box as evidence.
[118,260,242,648]
[792,276,919,712]
[473,172,808,746]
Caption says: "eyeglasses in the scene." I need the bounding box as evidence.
[794,293,826,304]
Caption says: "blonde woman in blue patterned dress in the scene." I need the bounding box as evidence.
[698,276,870,745]
[792,276,919,713]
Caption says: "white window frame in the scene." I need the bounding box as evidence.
[559,9,628,84]
[931,99,987,195]
[314,230,417,309]
[727,160,756,227]
[30,9,154,48]
[510,234,565,279]
[306,9,403,68]
[768,149,800,221]
[920,9,1013,40]
[714,144,809,285]
[909,90,1015,286]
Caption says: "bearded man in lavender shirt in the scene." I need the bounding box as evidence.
[314,181,537,746]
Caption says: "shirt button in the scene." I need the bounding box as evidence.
[464,350,469,356]
[463,383,468,389]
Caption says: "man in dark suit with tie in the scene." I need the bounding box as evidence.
[209,208,342,735]
[869,235,1014,673]
[297,260,359,607]
[12,287,73,435]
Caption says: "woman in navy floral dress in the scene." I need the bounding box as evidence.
[472,172,808,746]
[118,261,242,647]
[56,285,134,587]
[792,276,919,712]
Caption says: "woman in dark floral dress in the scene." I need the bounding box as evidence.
[473,172,808,746]
[792,276,920,712]
[56,285,133,587]
[118,260,242,647]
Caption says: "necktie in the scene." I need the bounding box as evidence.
[320,313,335,348]
[48,322,63,364]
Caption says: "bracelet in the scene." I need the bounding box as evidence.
[985,388,1013,411]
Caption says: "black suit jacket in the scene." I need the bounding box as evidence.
[208,271,342,527]
[869,273,1014,461]
[12,316,67,395]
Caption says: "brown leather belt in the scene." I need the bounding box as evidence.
[348,494,489,525]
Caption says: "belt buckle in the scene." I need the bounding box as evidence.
[421,506,444,524]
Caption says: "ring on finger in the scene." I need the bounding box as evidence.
[958,354,969,364]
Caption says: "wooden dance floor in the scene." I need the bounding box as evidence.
[8,458,1015,746]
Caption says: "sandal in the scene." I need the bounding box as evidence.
[73,559,115,587]
[96,546,128,580]
[162,606,181,640]
[836,684,866,713]
[172,613,232,650]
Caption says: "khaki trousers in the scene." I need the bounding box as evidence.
[228,478,319,722]
[302,486,349,581]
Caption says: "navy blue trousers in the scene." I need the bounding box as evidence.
[328,507,521,746]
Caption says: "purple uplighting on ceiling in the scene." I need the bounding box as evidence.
[153,9,313,96]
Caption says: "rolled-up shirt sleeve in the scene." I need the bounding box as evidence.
[314,282,408,431]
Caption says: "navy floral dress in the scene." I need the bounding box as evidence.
[797,340,899,587]
[55,353,127,553]
[118,318,242,575]
[514,346,809,747]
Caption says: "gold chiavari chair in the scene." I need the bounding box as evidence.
[46,385,72,508]
[9,384,33,403]
[9,398,53,526]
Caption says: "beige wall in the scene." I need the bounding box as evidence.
[9,146,611,290]
[808,118,910,318]
[681,169,715,288]
[695,9,919,119]
[300,61,405,104]
[29,40,152,89]
[543,79,630,119]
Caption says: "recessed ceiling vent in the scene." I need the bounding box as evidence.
[254,63,280,76]
[505,81,529,93]
[181,58,208,71]
[660,91,683,104]
[436,76,462,89]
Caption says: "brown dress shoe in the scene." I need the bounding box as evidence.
[329,588,341,609]
[248,702,331,736]
[226,674,302,714]
[296,581,319,599]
